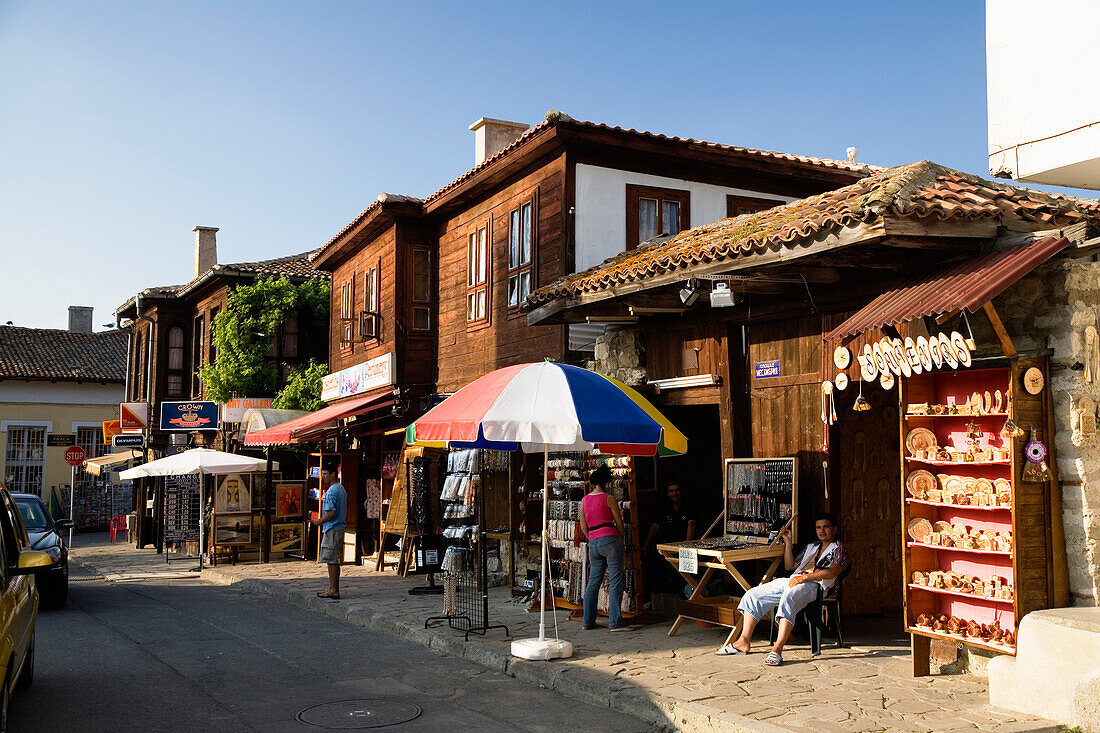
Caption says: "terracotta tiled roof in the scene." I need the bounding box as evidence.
[311,193,424,265]
[0,327,127,382]
[422,119,880,208]
[528,161,1100,306]
[174,249,328,298]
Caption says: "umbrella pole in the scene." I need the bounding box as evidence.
[539,446,549,642]
[197,474,205,572]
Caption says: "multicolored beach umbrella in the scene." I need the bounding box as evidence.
[405,361,687,456]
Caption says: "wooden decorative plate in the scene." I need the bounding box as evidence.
[933,520,953,534]
[975,478,994,494]
[834,372,849,390]
[906,469,936,497]
[880,372,895,390]
[833,346,851,370]
[993,478,1011,492]
[908,518,933,543]
[905,428,937,456]
[944,477,965,495]
[1024,367,1045,395]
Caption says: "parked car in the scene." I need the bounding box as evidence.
[0,486,54,731]
[11,494,71,609]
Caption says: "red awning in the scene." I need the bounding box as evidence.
[824,236,1070,341]
[243,390,396,447]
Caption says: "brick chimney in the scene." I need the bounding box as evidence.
[193,226,219,277]
[68,306,93,333]
[468,118,529,165]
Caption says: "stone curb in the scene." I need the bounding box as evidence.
[201,566,794,733]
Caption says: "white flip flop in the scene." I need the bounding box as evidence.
[714,643,746,656]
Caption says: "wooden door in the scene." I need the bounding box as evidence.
[747,315,826,542]
[831,380,903,616]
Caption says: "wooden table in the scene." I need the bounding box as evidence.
[657,540,786,648]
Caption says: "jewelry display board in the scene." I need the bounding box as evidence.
[900,357,1059,674]
[657,456,798,647]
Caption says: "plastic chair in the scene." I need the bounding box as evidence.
[109,514,128,543]
[770,562,852,656]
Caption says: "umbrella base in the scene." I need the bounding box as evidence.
[511,637,574,661]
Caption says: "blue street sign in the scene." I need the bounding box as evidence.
[754,360,781,379]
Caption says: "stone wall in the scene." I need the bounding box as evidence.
[988,257,1100,606]
[590,326,646,386]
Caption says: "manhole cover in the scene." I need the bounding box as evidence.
[296,699,422,729]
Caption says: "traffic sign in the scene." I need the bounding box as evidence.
[120,402,149,430]
[64,446,87,467]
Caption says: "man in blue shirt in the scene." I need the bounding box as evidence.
[312,463,347,599]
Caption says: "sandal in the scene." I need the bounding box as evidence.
[714,643,747,656]
[317,592,341,599]
[764,651,783,666]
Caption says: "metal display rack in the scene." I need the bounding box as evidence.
[425,448,509,640]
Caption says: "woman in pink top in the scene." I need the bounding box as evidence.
[579,465,631,631]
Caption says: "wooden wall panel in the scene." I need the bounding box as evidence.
[436,154,568,393]
[329,224,400,375]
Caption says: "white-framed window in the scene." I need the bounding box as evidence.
[340,275,355,348]
[75,426,107,482]
[508,199,535,309]
[4,425,46,494]
[364,264,379,315]
[466,219,490,324]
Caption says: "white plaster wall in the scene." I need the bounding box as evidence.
[987,1,1100,187]
[0,380,122,405]
[574,164,795,272]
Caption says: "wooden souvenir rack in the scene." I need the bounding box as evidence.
[658,457,799,646]
[900,356,1060,675]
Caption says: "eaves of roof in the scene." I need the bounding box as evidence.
[527,160,1100,309]
[310,194,425,270]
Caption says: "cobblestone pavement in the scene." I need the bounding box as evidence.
[69,534,1062,733]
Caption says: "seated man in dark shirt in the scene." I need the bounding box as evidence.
[642,483,697,593]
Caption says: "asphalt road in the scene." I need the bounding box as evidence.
[9,570,652,732]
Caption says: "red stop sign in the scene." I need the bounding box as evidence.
[64,446,87,467]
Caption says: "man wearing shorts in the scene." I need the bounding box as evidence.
[312,463,347,599]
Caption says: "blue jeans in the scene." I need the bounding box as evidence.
[583,535,625,629]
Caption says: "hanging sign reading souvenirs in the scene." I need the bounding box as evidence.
[857,332,973,383]
[159,401,220,431]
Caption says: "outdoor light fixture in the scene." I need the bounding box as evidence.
[679,278,702,306]
[710,282,735,308]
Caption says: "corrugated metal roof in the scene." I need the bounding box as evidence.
[823,236,1070,340]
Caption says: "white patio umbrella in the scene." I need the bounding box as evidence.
[120,448,278,568]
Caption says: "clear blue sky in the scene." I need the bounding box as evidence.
[0,1,1082,329]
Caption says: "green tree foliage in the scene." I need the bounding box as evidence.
[198,276,329,404]
[272,360,328,412]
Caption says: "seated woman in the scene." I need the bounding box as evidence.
[716,513,848,666]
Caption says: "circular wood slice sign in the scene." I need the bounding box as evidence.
[1023,367,1045,395]
[833,346,851,370]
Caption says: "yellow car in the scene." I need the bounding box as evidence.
[0,487,54,732]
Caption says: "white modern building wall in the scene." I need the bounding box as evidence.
[573,163,795,271]
[987,0,1100,188]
